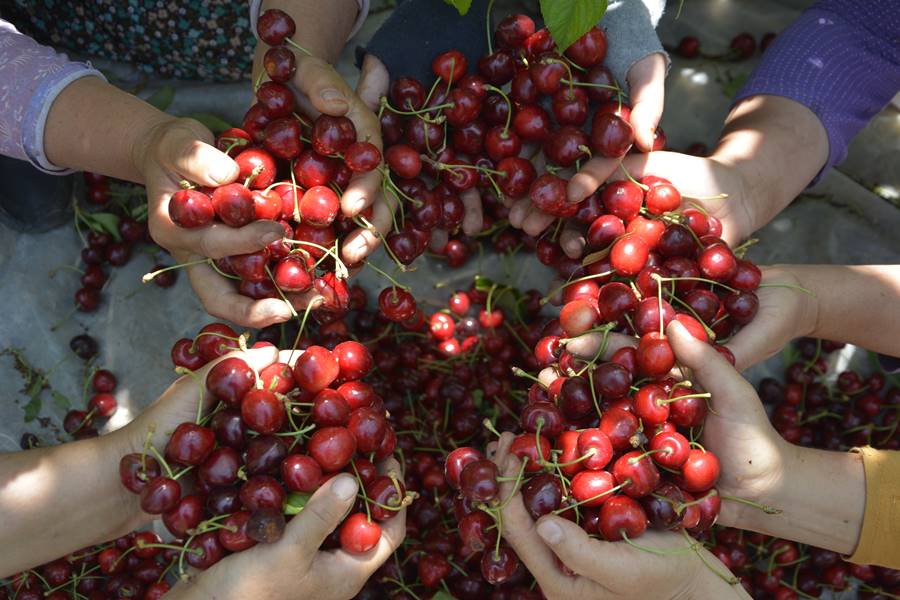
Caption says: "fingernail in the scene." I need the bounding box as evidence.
[321,89,346,104]
[210,162,235,184]
[333,475,358,501]
[537,520,562,545]
[261,232,282,244]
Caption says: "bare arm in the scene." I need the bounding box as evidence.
[713,95,829,241]
[0,431,147,576]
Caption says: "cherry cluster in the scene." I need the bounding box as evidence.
[58,366,120,441]
[115,322,407,579]
[1,536,173,600]
[159,9,382,312]
[73,173,162,314]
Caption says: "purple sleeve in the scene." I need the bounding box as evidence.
[733,0,900,184]
[0,19,106,174]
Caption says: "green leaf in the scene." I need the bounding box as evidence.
[51,391,71,411]
[432,591,458,600]
[181,112,234,135]
[442,0,472,15]
[780,344,800,366]
[474,275,495,292]
[23,395,41,422]
[539,0,608,53]
[146,85,175,112]
[88,212,122,242]
[721,72,749,98]
[284,492,311,515]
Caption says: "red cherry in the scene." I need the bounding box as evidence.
[257,9,296,45]
[340,512,382,554]
[293,346,339,392]
[298,185,340,227]
[680,449,720,492]
[591,112,634,158]
[241,389,285,434]
[598,495,647,541]
[570,470,616,507]
[235,147,277,190]
[211,184,255,227]
[565,26,607,67]
[432,50,468,84]
[308,426,356,471]
[636,332,675,378]
[169,189,214,228]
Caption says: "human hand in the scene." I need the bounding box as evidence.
[488,433,746,600]
[119,345,281,454]
[252,46,397,266]
[508,53,669,238]
[666,320,789,527]
[562,150,752,257]
[723,266,817,371]
[136,118,293,328]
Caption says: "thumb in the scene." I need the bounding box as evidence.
[295,55,352,116]
[154,119,240,187]
[535,515,624,581]
[667,320,757,407]
[286,473,359,556]
[626,53,667,152]
[357,54,390,112]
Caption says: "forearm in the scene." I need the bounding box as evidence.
[43,76,172,184]
[723,444,865,555]
[712,95,828,240]
[791,264,900,357]
[0,431,149,576]
[259,0,357,62]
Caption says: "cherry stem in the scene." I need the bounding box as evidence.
[680,529,741,585]
[485,0,496,54]
[147,445,174,479]
[482,418,502,438]
[510,367,546,388]
[265,265,300,319]
[657,274,739,294]
[541,271,615,305]
[560,78,625,95]
[174,366,207,424]
[719,493,783,515]
[552,480,630,513]
[484,84,513,133]
[617,161,649,191]
[659,392,711,405]
[283,38,312,56]
[365,261,410,292]
[621,530,695,556]
[757,282,815,296]
[142,258,208,283]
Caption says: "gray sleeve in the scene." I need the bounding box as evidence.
[601,0,669,88]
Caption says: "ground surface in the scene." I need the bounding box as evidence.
[1,0,897,462]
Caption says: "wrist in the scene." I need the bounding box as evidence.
[130,114,177,184]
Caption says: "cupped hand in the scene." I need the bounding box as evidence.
[120,345,280,453]
[508,52,669,239]
[723,266,817,371]
[666,320,789,528]
[487,433,739,600]
[137,118,293,327]
[169,461,405,600]
[564,150,752,256]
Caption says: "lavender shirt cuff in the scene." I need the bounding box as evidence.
[733,0,900,185]
[0,19,106,174]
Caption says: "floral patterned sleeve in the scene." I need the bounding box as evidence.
[0,18,106,174]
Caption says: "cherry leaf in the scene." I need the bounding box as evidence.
[539,0,608,52]
[146,85,175,112]
[442,0,472,15]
